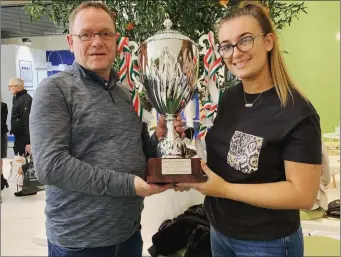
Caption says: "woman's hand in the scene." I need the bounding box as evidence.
[176,160,229,198]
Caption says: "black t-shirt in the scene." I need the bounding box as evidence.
[204,83,322,240]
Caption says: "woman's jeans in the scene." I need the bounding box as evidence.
[210,226,304,257]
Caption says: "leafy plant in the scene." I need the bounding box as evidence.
[24,0,307,43]
[24,0,307,104]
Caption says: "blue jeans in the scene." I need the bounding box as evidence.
[48,230,143,257]
[210,226,304,257]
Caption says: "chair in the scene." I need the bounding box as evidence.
[300,207,326,220]
[304,236,340,256]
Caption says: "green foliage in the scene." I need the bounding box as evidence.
[25,0,307,43]
[260,0,307,30]
[23,0,307,105]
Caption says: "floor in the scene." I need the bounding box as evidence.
[1,157,340,256]
[1,158,47,256]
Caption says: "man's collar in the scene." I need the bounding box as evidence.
[15,89,27,97]
[73,62,118,90]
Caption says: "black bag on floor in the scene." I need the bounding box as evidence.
[148,204,212,257]
[21,156,45,194]
[327,199,340,219]
[185,223,211,257]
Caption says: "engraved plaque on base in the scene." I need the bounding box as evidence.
[146,158,207,184]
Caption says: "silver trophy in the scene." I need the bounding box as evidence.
[139,18,206,183]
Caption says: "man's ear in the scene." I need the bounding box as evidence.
[115,32,121,43]
[66,34,74,53]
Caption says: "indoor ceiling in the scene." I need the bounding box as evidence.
[1,1,65,39]
[1,1,32,5]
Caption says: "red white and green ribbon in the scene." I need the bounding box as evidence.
[197,31,223,139]
[203,47,213,84]
[117,37,130,81]
[117,36,143,119]
[197,125,207,139]
[202,99,212,111]
[209,57,222,82]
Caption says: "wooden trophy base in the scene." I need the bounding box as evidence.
[146,157,207,184]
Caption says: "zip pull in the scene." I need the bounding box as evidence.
[108,91,115,104]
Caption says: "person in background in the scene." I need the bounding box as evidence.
[177,2,321,257]
[30,2,182,257]
[1,100,9,195]
[8,77,33,197]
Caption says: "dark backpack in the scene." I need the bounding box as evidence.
[148,204,212,257]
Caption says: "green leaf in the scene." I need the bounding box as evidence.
[24,0,307,104]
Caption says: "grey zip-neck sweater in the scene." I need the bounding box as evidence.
[30,62,157,248]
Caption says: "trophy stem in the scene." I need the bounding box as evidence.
[165,114,176,141]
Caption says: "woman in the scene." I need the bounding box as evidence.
[177,2,321,257]
[1,100,9,190]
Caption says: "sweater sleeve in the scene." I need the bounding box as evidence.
[29,78,136,197]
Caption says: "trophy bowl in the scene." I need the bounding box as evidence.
[138,19,207,184]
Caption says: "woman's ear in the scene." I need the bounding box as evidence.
[265,33,275,52]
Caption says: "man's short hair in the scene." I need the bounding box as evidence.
[68,1,116,33]
[9,77,24,90]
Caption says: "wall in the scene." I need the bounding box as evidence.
[1,45,17,133]
[1,45,47,132]
[1,35,69,51]
[280,1,340,133]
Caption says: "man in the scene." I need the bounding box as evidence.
[30,2,184,257]
[8,77,34,197]
[8,77,32,156]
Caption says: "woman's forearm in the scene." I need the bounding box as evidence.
[223,181,315,210]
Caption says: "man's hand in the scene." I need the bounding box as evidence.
[134,176,174,197]
[25,144,32,155]
[155,115,185,141]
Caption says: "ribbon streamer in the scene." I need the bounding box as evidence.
[117,36,143,119]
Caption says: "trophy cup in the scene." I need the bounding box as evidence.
[138,18,207,184]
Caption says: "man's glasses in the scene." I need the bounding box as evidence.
[71,31,117,41]
[218,33,266,59]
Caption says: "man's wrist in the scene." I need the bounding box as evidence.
[128,174,137,197]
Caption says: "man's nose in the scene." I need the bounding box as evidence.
[90,35,104,47]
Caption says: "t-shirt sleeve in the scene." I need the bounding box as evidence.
[214,85,233,123]
[281,114,322,164]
